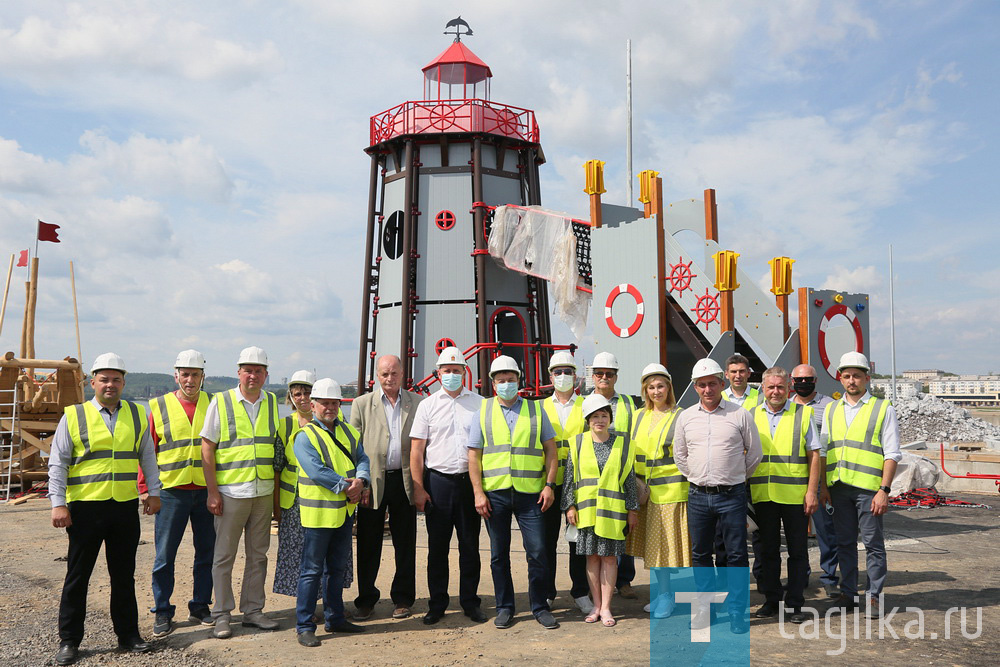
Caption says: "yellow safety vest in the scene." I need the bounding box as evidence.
[150,391,209,488]
[539,396,585,486]
[213,389,278,486]
[571,432,634,540]
[825,397,889,492]
[750,402,813,504]
[611,394,636,433]
[64,401,146,502]
[724,386,763,410]
[480,398,546,493]
[631,407,687,504]
[297,421,359,529]
[278,413,309,509]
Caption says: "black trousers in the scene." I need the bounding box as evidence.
[542,484,588,600]
[59,499,141,644]
[424,469,482,615]
[354,469,418,609]
[752,501,809,609]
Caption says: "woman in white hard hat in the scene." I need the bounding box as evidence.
[561,394,639,627]
[627,363,691,619]
[272,372,353,606]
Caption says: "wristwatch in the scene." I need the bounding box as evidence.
[546,482,557,490]
[361,478,370,489]
[879,485,891,494]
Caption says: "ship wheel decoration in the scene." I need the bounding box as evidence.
[667,256,696,297]
[427,104,458,131]
[691,288,720,330]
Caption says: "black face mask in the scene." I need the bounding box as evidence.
[792,380,816,397]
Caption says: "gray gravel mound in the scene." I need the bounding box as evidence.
[895,393,1000,443]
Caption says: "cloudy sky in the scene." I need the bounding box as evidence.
[1,1,997,381]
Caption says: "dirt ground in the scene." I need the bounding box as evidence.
[1,493,998,666]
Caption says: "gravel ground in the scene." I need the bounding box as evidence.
[895,394,1000,444]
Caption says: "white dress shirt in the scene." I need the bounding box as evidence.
[380,389,403,470]
[410,387,483,475]
[674,399,763,486]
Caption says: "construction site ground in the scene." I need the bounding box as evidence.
[1,493,998,666]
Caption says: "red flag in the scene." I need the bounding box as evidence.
[16,249,28,267]
[38,221,61,243]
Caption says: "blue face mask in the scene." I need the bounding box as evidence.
[495,381,519,400]
[440,372,463,392]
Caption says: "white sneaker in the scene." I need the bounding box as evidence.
[546,598,555,607]
[643,602,652,613]
[574,595,594,614]
[651,597,676,619]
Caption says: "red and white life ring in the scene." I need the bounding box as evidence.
[604,283,644,338]
[817,303,865,378]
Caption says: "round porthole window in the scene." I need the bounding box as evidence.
[382,211,404,259]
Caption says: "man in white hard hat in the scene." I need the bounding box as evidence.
[790,363,840,598]
[48,353,161,665]
[819,351,900,618]
[722,354,762,409]
[200,346,281,638]
[409,346,487,625]
[674,358,762,634]
[139,350,216,638]
[349,355,423,621]
[468,355,559,629]
[537,352,591,614]
[293,379,371,647]
[747,367,820,624]
[589,350,640,598]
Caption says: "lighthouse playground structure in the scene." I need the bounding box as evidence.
[355,27,870,404]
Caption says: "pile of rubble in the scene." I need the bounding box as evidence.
[895,393,1000,444]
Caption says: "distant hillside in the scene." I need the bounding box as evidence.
[83,373,355,400]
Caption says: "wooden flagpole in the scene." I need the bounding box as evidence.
[70,261,82,362]
[0,254,12,338]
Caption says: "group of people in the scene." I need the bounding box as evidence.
[46,343,898,663]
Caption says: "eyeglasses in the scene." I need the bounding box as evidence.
[593,371,616,378]
[551,369,574,376]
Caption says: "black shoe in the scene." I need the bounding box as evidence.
[422,610,444,625]
[833,594,858,611]
[464,607,488,623]
[754,602,779,618]
[188,607,214,626]
[788,608,808,624]
[152,614,173,638]
[297,631,321,647]
[325,621,366,634]
[350,605,373,621]
[55,642,79,666]
[535,610,559,629]
[494,609,513,629]
[729,614,749,634]
[117,636,152,653]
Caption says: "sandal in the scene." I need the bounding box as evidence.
[601,613,617,627]
[584,612,600,624]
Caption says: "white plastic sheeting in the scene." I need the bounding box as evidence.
[890,451,942,496]
[488,205,591,339]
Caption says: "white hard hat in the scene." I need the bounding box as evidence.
[641,362,671,382]
[837,351,870,373]
[289,370,316,387]
[174,349,206,369]
[582,393,612,419]
[691,358,724,380]
[548,351,577,372]
[489,355,521,378]
[436,346,467,367]
[91,352,127,375]
[237,346,268,367]
[311,378,342,400]
[592,351,619,370]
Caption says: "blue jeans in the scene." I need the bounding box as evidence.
[688,483,749,615]
[296,516,354,633]
[484,489,549,615]
[830,483,886,599]
[151,487,215,617]
[812,500,840,587]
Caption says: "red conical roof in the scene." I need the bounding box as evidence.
[422,41,492,78]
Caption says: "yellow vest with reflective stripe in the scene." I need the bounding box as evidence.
[480,398,546,493]
[297,421,359,529]
[278,414,309,509]
[539,396,585,486]
[64,401,146,502]
[825,397,889,492]
[750,402,813,504]
[632,407,687,504]
[610,394,635,433]
[723,386,762,411]
[214,389,277,485]
[571,432,634,540]
[150,391,209,488]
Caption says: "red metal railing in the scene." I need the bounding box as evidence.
[939,443,1000,492]
[411,341,575,397]
[370,99,539,145]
